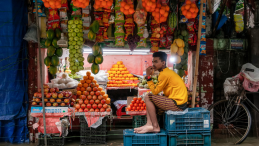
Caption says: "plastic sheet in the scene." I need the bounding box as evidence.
[165,108,189,115]
[113,100,127,109]
[23,23,37,42]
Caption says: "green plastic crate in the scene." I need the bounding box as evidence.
[132,115,161,128]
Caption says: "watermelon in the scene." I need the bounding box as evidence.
[51,55,60,66]
[47,29,54,40]
[44,57,52,66]
[88,30,96,41]
[49,65,58,75]
[91,63,99,74]
[52,37,59,48]
[168,13,177,29]
[55,29,62,39]
[47,46,56,57]
[45,39,52,47]
[180,58,187,65]
[92,45,100,56]
[183,64,187,70]
[87,53,95,63]
[55,48,63,57]
[89,20,100,33]
[175,64,183,70]
[94,54,103,64]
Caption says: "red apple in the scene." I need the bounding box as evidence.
[95,100,100,104]
[52,93,57,98]
[87,104,91,109]
[38,88,41,93]
[106,108,111,112]
[90,91,95,96]
[101,99,106,104]
[56,99,62,102]
[75,104,80,109]
[72,95,77,100]
[58,93,64,98]
[34,92,38,97]
[95,91,100,96]
[100,108,105,112]
[37,93,42,98]
[87,87,92,92]
[87,95,92,100]
[89,108,94,112]
[50,88,56,93]
[44,98,48,102]
[32,102,37,105]
[50,99,55,102]
[98,104,103,109]
[95,109,100,112]
[46,93,52,98]
[92,104,97,109]
[79,108,84,112]
[53,103,58,107]
[55,87,59,92]
[65,92,70,97]
[84,99,89,104]
[44,88,49,93]
[43,84,49,89]
[196,97,200,101]
[196,105,200,107]
[93,87,98,91]
[84,108,89,112]
[92,95,97,100]
[35,98,41,102]
[64,99,69,103]
[60,103,66,106]
[81,104,86,109]
[39,103,42,106]
[81,95,86,100]
[90,100,94,104]
[103,104,108,109]
[78,99,83,104]
[70,102,74,106]
[98,95,103,100]
[46,103,51,106]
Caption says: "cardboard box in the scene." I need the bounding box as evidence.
[127,96,134,106]
[31,107,68,113]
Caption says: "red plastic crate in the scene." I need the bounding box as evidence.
[116,105,127,118]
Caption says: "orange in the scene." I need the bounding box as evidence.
[147,1,152,6]
[155,8,160,13]
[185,4,191,10]
[190,7,195,13]
[124,10,129,15]
[181,6,185,11]
[146,6,151,12]
[95,0,101,5]
[186,0,192,4]
[160,9,165,14]
[95,83,99,88]
[191,12,197,18]
[186,11,192,18]
[101,1,107,7]
[182,10,187,15]
[151,0,156,2]
[86,71,91,76]
[124,4,130,9]
[152,12,156,17]
[106,98,111,104]
[78,83,82,87]
[81,87,85,91]
[156,3,161,8]
[142,2,146,7]
[98,87,103,91]
[83,76,88,80]
[130,4,134,8]
[77,91,82,96]
[120,7,125,12]
[195,7,199,13]
[165,6,170,11]
[107,1,112,6]
[49,0,55,5]
[44,2,50,7]
[89,76,94,80]
[120,1,126,7]
[80,80,85,84]
[83,83,88,88]
[55,1,61,6]
[151,3,156,8]
[129,8,134,14]
[163,11,168,17]
[191,3,196,8]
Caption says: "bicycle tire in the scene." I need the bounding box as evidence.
[208,99,251,144]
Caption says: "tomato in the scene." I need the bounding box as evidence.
[139,109,142,111]
[138,97,142,101]
[131,110,134,111]
[128,106,131,110]
[136,100,140,103]
[139,103,142,107]
[137,107,140,110]
[133,97,138,101]
[130,103,133,107]
[132,107,136,110]
[145,107,146,109]
[141,100,144,103]
[131,100,135,104]
[126,108,129,111]
[134,103,138,107]
[135,110,138,111]
[141,107,144,110]
[143,103,146,106]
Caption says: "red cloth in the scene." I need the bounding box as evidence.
[38,117,60,134]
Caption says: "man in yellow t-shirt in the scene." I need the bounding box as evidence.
[135,51,188,134]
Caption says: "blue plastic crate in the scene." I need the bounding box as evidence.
[165,108,210,134]
[123,129,167,146]
[168,132,211,146]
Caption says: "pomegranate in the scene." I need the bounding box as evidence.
[95,91,100,96]
[32,102,37,105]
[46,103,51,106]
[81,104,86,109]
[95,109,100,112]
[87,87,92,92]
[106,108,111,112]
[95,99,100,104]
[87,104,92,109]
[103,104,108,109]
[70,102,74,106]
[87,95,92,100]
[92,104,97,109]
[98,104,103,109]
[100,108,105,112]
[50,88,56,93]
[84,108,89,112]
[92,95,97,100]
[75,104,81,109]
[84,99,89,104]
[78,99,83,104]
[81,95,86,100]
[93,87,98,91]
[79,108,84,112]
[101,99,106,104]
[90,91,95,96]
[60,103,66,106]
[89,108,94,112]
[89,99,94,104]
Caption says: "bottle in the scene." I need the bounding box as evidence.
[143,61,148,76]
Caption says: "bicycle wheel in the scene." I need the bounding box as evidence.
[208,99,251,144]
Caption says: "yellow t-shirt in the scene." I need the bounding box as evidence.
[147,67,188,105]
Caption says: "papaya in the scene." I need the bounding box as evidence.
[91,63,99,74]
[177,69,185,77]
[55,48,63,57]
[89,20,100,33]
[99,47,103,55]
[44,57,52,66]
[47,46,56,57]
[52,37,59,48]
[92,44,100,56]
[45,39,52,47]
[55,29,61,39]
[95,54,103,64]
[87,53,95,63]
[51,55,60,66]
[47,29,54,40]
[49,65,58,75]
[88,30,96,41]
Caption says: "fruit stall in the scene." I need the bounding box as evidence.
[28,0,207,145]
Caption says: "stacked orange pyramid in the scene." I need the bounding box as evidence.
[107,61,138,87]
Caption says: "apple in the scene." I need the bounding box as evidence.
[37,93,42,98]
[92,95,97,100]
[70,102,74,106]
[87,104,91,109]
[58,93,64,98]
[95,109,100,112]
[44,98,48,102]
[46,93,52,98]
[196,104,200,107]
[38,88,41,93]
[84,99,89,104]
[89,108,94,112]
[60,103,66,106]
[90,91,95,96]
[43,84,49,89]
[50,88,56,93]
[50,99,55,102]
[103,104,108,109]
[81,95,86,100]
[84,108,89,112]
[98,104,103,109]
[92,104,97,109]
[34,93,38,97]
[78,99,83,104]
[81,104,86,109]
[53,103,58,107]
[56,99,62,102]
[66,102,70,105]
[101,99,106,104]
[79,108,84,112]
[35,98,41,102]
[100,108,105,112]
[95,91,100,96]
[55,87,59,92]
[32,102,37,105]
[46,103,51,106]
[39,103,42,106]
[106,108,111,112]
[75,104,81,109]
[196,97,200,101]
[87,95,92,100]
[98,95,103,100]
[93,87,97,91]
[95,100,100,104]
[87,87,92,92]
[65,92,71,97]
[44,88,49,93]
[64,99,70,103]
[52,93,58,98]
[90,100,94,104]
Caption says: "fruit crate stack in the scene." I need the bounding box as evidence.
[164,107,211,146]
[38,134,64,146]
[79,116,107,145]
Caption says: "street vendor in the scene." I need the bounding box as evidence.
[134,51,188,134]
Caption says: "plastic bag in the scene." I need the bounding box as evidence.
[113,100,127,109]
[166,108,188,115]
[134,0,147,26]
[23,24,38,42]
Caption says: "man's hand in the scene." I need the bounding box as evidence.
[146,66,153,76]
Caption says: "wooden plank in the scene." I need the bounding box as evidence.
[207,0,212,14]
[192,0,205,108]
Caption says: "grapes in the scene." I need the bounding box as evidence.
[127,34,140,51]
